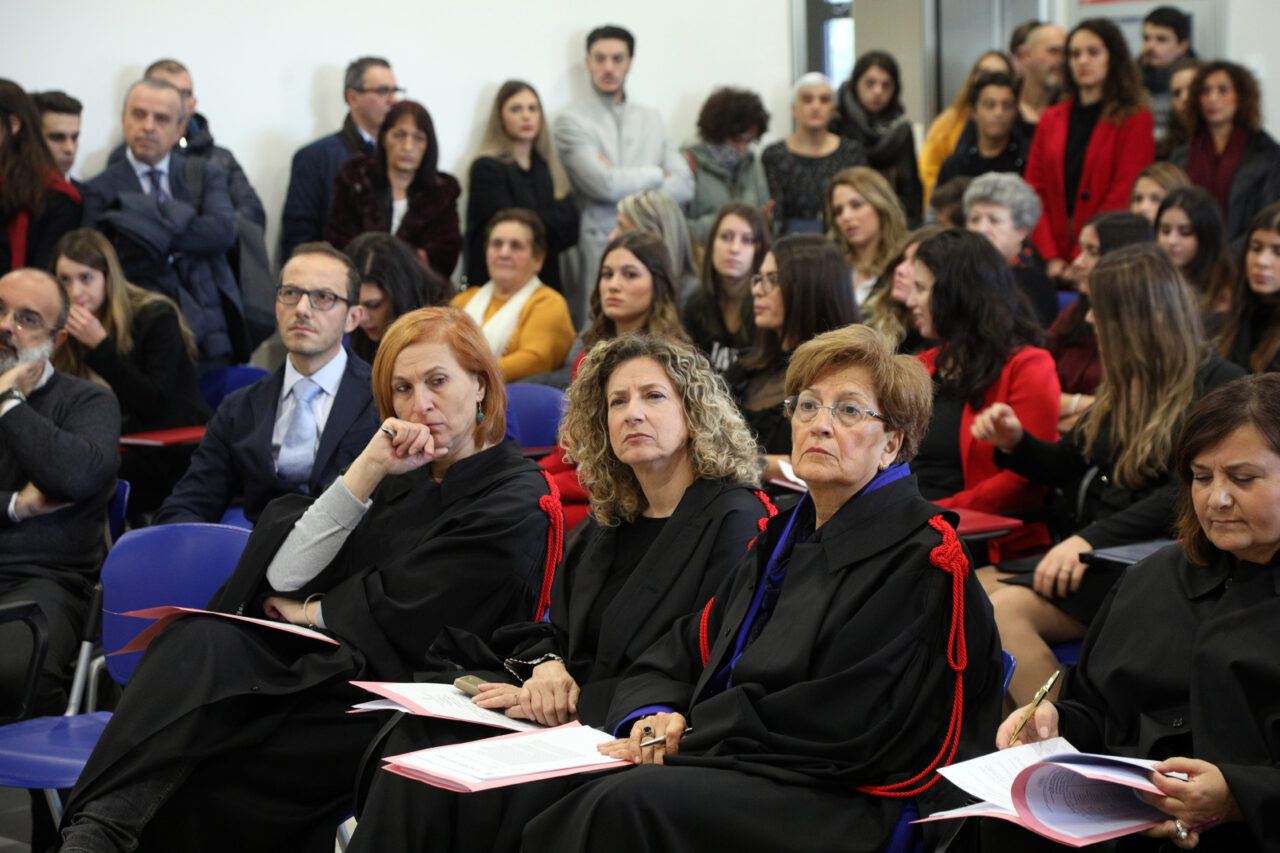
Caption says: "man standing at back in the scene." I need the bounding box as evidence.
[83,78,249,373]
[554,25,692,327]
[153,243,379,525]
[1139,6,1193,139]
[1014,23,1066,141]
[280,57,399,262]
[32,91,83,188]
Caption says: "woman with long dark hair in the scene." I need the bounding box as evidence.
[0,79,80,271]
[51,228,208,517]
[1023,18,1154,277]
[1156,185,1236,314]
[683,202,768,373]
[726,234,859,478]
[326,100,461,278]
[465,80,577,289]
[830,51,923,223]
[907,228,1059,560]
[345,232,451,364]
[1171,60,1280,240]
[1214,202,1280,373]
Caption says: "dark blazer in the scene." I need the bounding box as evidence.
[936,118,1030,187]
[1171,129,1280,241]
[324,155,462,279]
[464,153,578,288]
[279,114,370,262]
[82,151,248,369]
[152,350,379,525]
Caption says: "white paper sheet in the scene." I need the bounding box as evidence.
[937,737,1078,811]
[352,682,542,732]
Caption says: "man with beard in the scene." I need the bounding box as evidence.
[1014,23,1066,140]
[1140,6,1194,139]
[554,25,693,327]
[0,268,120,719]
[152,243,379,525]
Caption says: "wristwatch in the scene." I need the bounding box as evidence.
[0,388,27,406]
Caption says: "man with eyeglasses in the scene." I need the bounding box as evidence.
[154,243,379,525]
[0,268,120,720]
[281,56,401,262]
[83,76,250,374]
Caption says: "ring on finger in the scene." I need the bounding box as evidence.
[1175,820,1188,841]
[379,425,395,439]
[641,726,655,739]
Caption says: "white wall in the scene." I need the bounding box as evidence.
[1223,0,1280,137]
[1,0,795,266]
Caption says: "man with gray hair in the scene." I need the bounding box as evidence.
[0,268,119,720]
[280,56,400,261]
[82,77,249,373]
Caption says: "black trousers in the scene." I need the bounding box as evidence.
[0,567,92,718]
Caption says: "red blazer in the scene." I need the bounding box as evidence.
[917,345,1061,559]
[1025,101,1154,262]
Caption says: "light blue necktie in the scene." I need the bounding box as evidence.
[146,168,168,203]
[277,377,323,486]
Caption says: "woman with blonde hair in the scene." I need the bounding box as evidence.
[918,50,1014,205]
[1128,160,1190,224]
[824,166,907,308]
[464,80,578,289]
[346,334,772,852]
[51,227,209,515]
[971,243,1243,708]
[610,188,699,297]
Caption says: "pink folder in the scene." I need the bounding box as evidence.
[110,606,339,655]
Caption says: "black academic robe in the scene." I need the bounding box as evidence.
[347,478,770,853]
[61,441,555,853]
[523,474,1003,853]
[985,544,1280,852]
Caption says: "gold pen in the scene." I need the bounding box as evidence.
[1008,669,1060,746]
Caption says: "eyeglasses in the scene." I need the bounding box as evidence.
[0,301,58,333]
[276,285,350,312]
[783,396,888,428]
[355,86,405,98]
[750,272,780,293]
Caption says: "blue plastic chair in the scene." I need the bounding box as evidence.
[0,523,250,819]
[198,365,269,410]
[1052,640,1082,666]
[1057,290,1079,314]
[108,479,130,543]
[219,505,253,530]
[1001,650,1016,696]
[506,384,568,450]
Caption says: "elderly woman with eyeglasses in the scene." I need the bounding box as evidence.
[523,323,1002,853]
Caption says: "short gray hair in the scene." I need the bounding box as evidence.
[793,72,833,103]
[963,172,1041,230]
[344,57,391,94]
[122,78,187,125]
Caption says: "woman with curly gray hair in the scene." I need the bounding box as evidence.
[347,333,773,853]
[963,172,1058,326]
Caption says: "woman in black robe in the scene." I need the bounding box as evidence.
[58,307,561,853]
[346,334,773,852]
[524,324,1003,853]
[993,373,1280,852]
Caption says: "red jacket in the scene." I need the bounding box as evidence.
[1025,101,1154,262]
[917,345,1061,559]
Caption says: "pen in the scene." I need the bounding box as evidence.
[640,727,693,748]
[1008,669,1060,746]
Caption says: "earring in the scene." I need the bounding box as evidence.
[476,401,485,425]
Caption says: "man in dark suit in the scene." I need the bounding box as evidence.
[82,77,248,373]
[153,243,379,525]
[279,56,399,262]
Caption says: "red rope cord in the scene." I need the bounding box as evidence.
[856,515,969,798]
[697,597,715,667]
[533,470,564,622]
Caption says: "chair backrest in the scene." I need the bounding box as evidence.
[100,523,251,684]
[108,479,130,543]
[1001,650,1016,697]
[506,384,568,450]
[198,365,269,410]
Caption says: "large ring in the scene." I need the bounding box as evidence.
[641,726,655,739]
[1175,820,1188,841]
[379,425,395,439]
[1059,568,1071,575]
